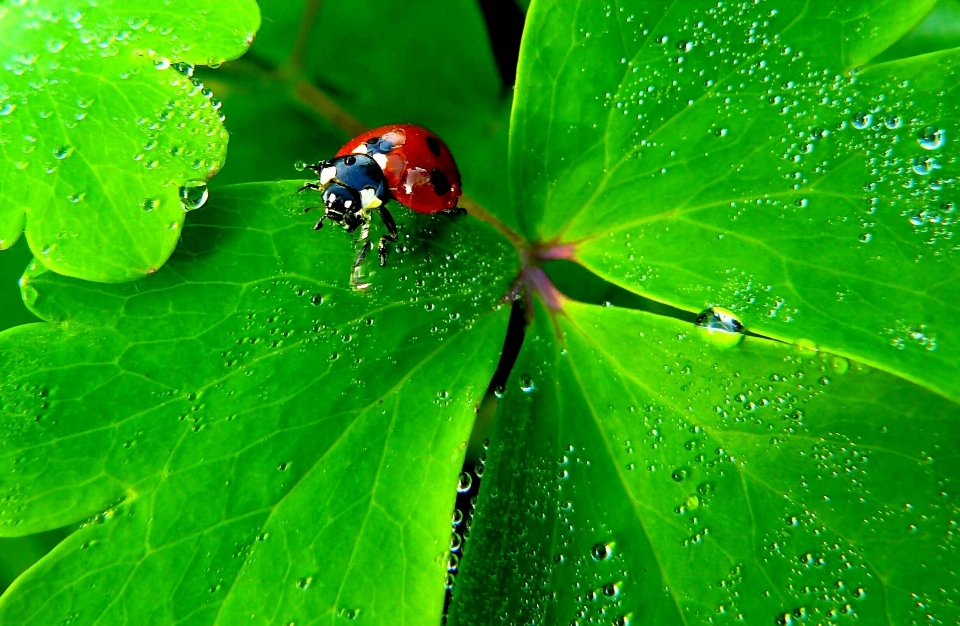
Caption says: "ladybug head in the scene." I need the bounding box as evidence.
[322,182,363,226]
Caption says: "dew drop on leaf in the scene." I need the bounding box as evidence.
[179,179,209,211]
[851,112,872,130]
[337,607,360,620]
[519,373,535,392]
[295,576,312,590]
[590,541,613,561]
[695,307,744,334]
[918,127,945,150]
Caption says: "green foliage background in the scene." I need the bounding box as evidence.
[1,0,959,625]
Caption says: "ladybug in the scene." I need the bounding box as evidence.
[299,124,463,288]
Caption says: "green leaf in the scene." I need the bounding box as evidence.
[510,0,960,402]
[0,182,516,624]
[874,0,960,63]
[451,298,960,625]
[0,0,260,282]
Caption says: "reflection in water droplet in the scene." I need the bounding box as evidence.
[295,576,312,589]
[179,179,209,211]
[337,608,360,620]
[851,112,872,130]
[918,127,945,150]
[602,582,621,598]
[519,374,535,392]
[590,541,613,561]
[696,307,744,334]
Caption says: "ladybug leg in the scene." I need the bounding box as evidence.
[376,207,399,267]
[441,205,467,217]
[298,182,322,193]
[316,207,345,230]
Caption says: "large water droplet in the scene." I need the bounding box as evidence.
[695,307,745,347]
[590,541,613,561]
[918,127,945,150]
[457,472,472,493]
[179,179,209,211]
[851,112,872,130]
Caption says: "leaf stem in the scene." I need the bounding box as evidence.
[288,0,324,74]
[291,80,366,138]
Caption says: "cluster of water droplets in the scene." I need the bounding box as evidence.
[1,2,231,261]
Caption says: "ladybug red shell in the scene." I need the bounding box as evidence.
[336,124,462,214]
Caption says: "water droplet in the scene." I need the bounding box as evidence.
[851,112,872,130]
[295,576,313,589]
[457,472,472,493]
[0,102,15,116]
[53,145,73,160]
[179,179,209,211]
[671,467,688,482]
[141,198,159,212]
[337,608,360,620]
[590,541,613,561]
[696,307,744,334]
[602,582,620,598]
[918,127,945,150]
[519,374,535,392]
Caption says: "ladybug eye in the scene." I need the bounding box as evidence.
[343,155,357,166]
[430,168,451,196]
[366,137,380,145]
[425,136,442,157]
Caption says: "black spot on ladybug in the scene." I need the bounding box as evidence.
[430,168,451,196]
[344,155,356,166]
[425,136,442,157]
[366,136,381,145]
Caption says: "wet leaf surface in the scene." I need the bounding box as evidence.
[451,299,960,625]
[0,0,260,282]
[1,1,959,624]
[0,182,516,624]
[509,0,960,402]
